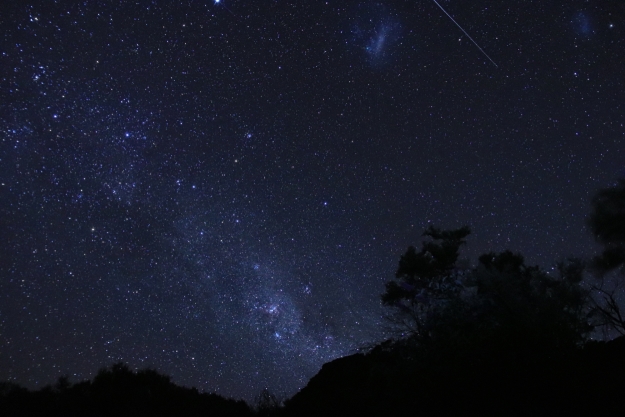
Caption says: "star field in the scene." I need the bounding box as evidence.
[1,0,624,402]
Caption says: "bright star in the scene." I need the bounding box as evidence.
[213,0,234,15]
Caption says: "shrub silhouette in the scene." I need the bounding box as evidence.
[284,230,607,417]
[0,363,252,417]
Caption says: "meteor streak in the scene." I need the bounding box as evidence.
[431,0,498,68]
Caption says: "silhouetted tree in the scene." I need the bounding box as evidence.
[589,282,625,336]
[383,227,592,354]
[0,363,252,417]
[54,375,71,393]
[587,179,625,336]
[381,226,470,337]
[588,178,625,274]
[468,252,591,351]
[255,388,282,417]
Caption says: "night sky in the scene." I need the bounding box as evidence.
[1,0,624,402]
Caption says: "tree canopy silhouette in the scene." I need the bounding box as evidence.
[382,227,592,352]
[381,225,470,336]
[588,178,625,274]
[0,363,252,417]
[284,229,611,417]
[587,178,625,335]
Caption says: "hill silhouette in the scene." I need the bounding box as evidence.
[5,180,625,417]
[282,336,625,417]
[0,363,251,417]
[4,338,624,417]
[281,218,625,417]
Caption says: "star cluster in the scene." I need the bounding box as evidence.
[1,0,624,402]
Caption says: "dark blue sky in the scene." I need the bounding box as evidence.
[1,0,623,401]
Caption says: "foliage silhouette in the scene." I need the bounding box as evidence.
[0,363,252,417]
[7,180,625,416]
[587,178,625,335]
[282,228,620,417]
[254,388,283,417]
[588,178,625,274]
[381,226,470,336]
